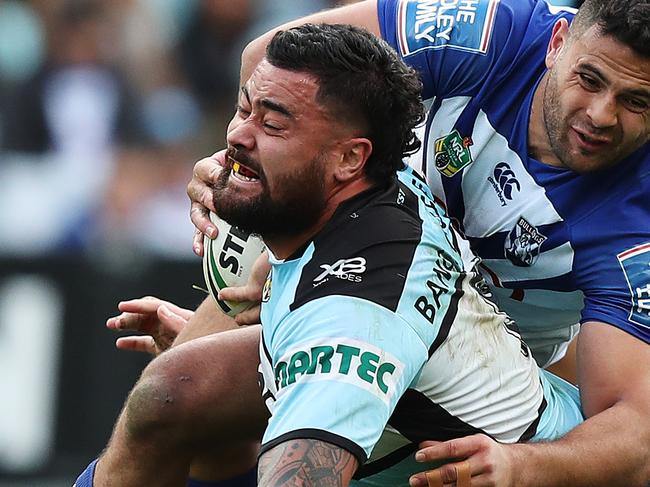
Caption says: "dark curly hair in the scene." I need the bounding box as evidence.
[266,23,424,184]
[571,0,650,58]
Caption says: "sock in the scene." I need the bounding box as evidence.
[73,458,98,487]
[187,467,256,487]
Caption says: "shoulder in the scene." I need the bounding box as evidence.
[290,179,426,313]
[571,170,650,342]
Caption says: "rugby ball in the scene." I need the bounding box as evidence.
[202,212,266,316]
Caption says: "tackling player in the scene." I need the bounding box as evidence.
[76,22,584,487]
[186,0,650,485]
[77,0,650,485]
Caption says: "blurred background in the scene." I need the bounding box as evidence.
[0,0,582,485]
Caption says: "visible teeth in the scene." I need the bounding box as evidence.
[231,168,257,182]
[231,160,259,181]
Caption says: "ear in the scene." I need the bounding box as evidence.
[333,138,373,182]
[545,18,570,69]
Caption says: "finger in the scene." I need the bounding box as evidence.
[189,157,221,194]
[410,474,494,487]
[210,149,228,168]
[164,303,194,321]
[118,297,162,314]
[410,469,444,487]
[115,336,157,355]
[157,305,188,335]
[198,152,227,180]
[456,460,471,487]
[118,298,193,324]
[190,202,217,240]
[193,229,205,257]
[234,305,261,326]
[218,285,259,304]
[187,181,216,215]
[106,316,120,330]
[121,298,192,320]
[188,157,221,210]
[416,436,484,463]
[409,460,475,487]
[107,313,146,332]
[438,460,473,486]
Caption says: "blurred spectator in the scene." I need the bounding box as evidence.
[177,0,255,109]
[177,0,332,108]
[2,0,142,154]
[0,0,144,257]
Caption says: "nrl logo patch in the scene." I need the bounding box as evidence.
[504,217,547,267]
[617,242,650,327]
[434,130,474,177]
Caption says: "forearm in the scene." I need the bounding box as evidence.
[240,0,379,83]
[511,401,650,486]
[258,439,358,487]
[173,297,238,346]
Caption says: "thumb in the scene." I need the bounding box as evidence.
[218,285,257,304]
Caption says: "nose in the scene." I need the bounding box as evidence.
[585,92,618,129]
[226,116,256,151]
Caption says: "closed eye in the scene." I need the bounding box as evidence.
[236,104,251,117]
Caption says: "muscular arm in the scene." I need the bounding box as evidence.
[258,439,358,487]
[514,322,650,486]
[240,0,379,89]
[413,321,650,486]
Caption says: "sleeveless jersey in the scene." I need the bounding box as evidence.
[378,0,650,365]
[258,167,582,485]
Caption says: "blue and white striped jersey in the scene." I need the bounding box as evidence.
[258,167,582,485]
[378,0,650,365]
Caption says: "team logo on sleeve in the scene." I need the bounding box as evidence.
[434,130,474,177]
[504,217,547,267]
[397,0,500,57]
[273,338,404,404]
[617,243,650,328]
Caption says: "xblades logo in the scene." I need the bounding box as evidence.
[487,162,520,207]
[314,257,366,285]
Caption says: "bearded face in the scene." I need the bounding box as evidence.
[212,147,328,239]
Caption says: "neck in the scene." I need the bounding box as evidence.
[264,177,374,260]
[528,74,562,166]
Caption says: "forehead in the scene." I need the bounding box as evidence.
[569,26,650,90]
[245,59,329,118]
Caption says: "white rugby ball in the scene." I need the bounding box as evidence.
[202,212,266,317]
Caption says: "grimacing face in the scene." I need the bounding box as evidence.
[213,60,345,238]
[542,24,650,173]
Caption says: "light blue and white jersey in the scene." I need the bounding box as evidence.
[378,0,650,365]
[258,167,582,485]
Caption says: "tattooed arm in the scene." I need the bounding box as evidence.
[258,439,358,487]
